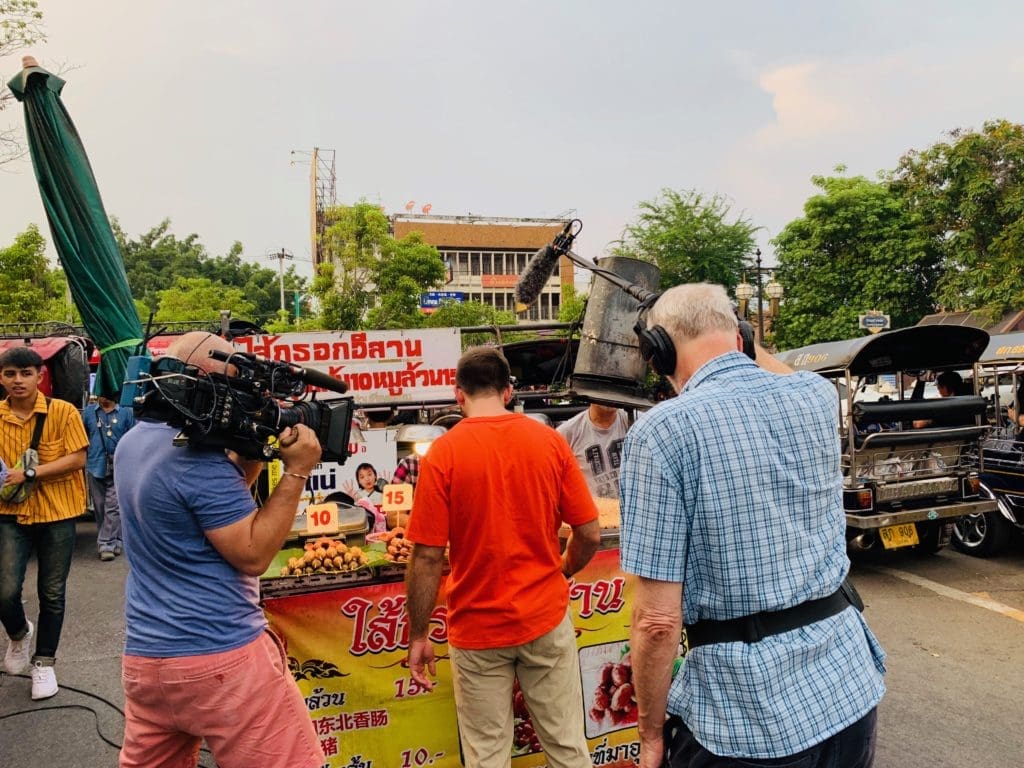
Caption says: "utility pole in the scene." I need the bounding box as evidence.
[267,248,294,313]
[754,248,764,342]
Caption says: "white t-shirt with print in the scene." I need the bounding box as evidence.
[556,409,629,498]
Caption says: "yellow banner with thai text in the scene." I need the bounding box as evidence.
[263,547,638,768]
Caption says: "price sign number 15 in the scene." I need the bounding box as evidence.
[382,483,414,512]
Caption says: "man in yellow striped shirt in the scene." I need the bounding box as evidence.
[0,346,88,701]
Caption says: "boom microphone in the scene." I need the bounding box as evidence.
[514,245,562,311]
[514,222,578,312]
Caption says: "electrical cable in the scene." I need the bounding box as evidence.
[0,703,124,752]
[0,672,216,767]
[552,321,580,388]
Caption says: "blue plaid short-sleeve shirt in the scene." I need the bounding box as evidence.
[620,352,886,759]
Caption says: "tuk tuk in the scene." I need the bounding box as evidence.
[956,331,1024,555]
[778,325,996,554]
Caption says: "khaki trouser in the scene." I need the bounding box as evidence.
[449,610,591,768]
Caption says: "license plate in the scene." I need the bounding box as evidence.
[879,523,920,549]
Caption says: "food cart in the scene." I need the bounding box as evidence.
[239,325,645,768]
[260,516,638,768]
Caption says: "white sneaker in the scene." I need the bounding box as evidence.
[31,661,58,700]
[3,619,33,675]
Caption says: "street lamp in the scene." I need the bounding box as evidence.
[736,248,783,342]
[765,279,785,319]
[267,248,294,313]
[735,280,754,320]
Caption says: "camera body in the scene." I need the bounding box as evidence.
[120,352,353,462]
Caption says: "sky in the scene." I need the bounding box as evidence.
[3,0,1024,282]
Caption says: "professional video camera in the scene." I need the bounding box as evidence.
[120,350,354,462]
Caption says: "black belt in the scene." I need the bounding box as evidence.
[685,578,864,649]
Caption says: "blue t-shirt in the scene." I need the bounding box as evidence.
[83,403,135,478]
[115,421,265,657]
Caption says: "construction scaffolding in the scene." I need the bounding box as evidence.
[291,147,337,269]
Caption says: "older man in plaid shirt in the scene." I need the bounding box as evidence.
[620,283,886,768]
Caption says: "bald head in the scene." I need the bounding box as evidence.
[166,332,236,375]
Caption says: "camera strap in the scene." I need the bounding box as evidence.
[684,577,863,649]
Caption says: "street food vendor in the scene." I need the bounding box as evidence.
[556,403,629,498]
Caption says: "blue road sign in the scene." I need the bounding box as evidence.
[421,291,465,308]
[859,313,890,332]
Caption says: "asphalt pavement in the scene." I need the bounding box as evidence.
[851,539,1024,767]
[1,523,1023,767]
[1,522,132,768]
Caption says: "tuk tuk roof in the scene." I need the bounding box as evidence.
[979,331,1024,363]
[0,335,90,362]
[777,325,990,376]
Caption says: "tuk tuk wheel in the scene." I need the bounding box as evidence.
[952,511,1012,558]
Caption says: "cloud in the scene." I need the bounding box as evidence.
[753,47,1024,151]
[718,43,1024,257]
[755,61,853,144]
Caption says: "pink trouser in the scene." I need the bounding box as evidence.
[120,631,324,768]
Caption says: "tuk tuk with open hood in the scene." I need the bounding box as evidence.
[778,325,996,554]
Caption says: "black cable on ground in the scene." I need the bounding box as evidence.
[0,672,216,768]
[0,703,124,752]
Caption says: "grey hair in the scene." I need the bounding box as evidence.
[648,283,738,340]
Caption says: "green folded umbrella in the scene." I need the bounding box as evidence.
[8,57,143,398]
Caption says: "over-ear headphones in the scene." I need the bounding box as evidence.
[738,320,756,360]
[634,318,677,376]
[633,316,759,377]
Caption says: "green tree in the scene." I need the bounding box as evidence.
[0,224,72,323]
[310,261,363,330]
[365,276,426,329]
[423,300,518,347]
[316,201,390,326]
[203,243,304,323]
[558,284,587,325]
[316,202,446,330]
[132,298,151,324]
[363,231,446,330]
[423,300,515,329]
[613,188,757,290]
[375,231,445,294]
[889,119,1024,318]
[0,1,45,163]
[114,219,304,324]
[771,174,935,348]
[263,310,294,333]
[154,277,255,323]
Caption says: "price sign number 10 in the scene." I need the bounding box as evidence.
[305,503,339,534]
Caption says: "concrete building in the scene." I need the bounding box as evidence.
[390,214,573,322]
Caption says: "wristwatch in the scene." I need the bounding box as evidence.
[24,468,36,481]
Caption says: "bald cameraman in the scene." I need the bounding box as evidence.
[114,332,325,768]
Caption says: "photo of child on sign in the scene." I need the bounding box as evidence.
[279,429,398,515]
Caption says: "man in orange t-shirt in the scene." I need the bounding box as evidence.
[405,346,600,768]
